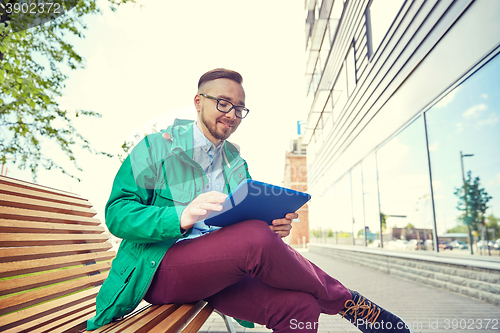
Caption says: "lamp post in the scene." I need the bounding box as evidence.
[460,151,474,255]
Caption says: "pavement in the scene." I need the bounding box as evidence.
[198,249,500,332]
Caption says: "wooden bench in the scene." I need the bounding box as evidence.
[0,175,235,332]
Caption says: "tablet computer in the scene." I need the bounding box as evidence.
[204,179,311,227]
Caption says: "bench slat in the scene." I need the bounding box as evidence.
[0,250,115,278]
[0,272,108,315]
[0,287,100,331]
[0,193,97,217]
[181,304,214,333]
[0,261,112,296]
[0,175,87,201]
[120,304,182,333]
[0,233,109,248]
[0,243,112,263]
[0,183,93,208]
[30,306,96,333]
[0,219,105,234]
[0,207,101,226]
[92,304,180,333]
[2,298,96,333]
[148,302,207,333]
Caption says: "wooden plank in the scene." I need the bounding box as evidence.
[181,304,214,333]
[148,302,206,333]
[89,302,158,333]
[0,286,100,330]
[0,183,93,208]
[0,193,97,217]
[0,207,101,226]
[105,304,182,333]
[0,175,86,201]
[0,219,105,235]
[0,243,112,263]
[0,250,115,278]
[2,298,95,333]
[30,306,95,333]
[0,233,109,248]
[0,272,108,316]
[0,261,111,296]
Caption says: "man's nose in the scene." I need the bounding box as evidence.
[224,108,237,120]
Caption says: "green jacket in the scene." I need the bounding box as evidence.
[87,119,251,330]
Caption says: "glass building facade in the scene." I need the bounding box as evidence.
[303,0,500,257]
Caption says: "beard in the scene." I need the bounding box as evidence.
[200,109,237,142]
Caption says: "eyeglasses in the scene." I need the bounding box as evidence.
[199,94,250,119]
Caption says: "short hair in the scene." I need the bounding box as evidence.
[198,68,243,90]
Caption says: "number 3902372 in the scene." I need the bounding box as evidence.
[4,2,62,14]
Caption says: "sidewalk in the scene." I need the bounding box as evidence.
[199,249,500,332]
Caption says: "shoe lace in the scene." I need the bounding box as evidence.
[340,296,381,324]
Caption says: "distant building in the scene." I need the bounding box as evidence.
[303,0,500,255]
[284,137,309,247]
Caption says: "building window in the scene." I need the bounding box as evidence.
[363,153,382,247]
[426,52,500,256]
[367,0,404,58]
[377,116,434,251]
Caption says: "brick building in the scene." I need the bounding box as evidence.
[283,137,309,247]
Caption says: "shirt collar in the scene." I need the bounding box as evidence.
[193,121,224,152]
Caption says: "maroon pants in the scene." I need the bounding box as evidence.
[145,220,351,332]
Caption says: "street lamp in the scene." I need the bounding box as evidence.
[460,151,474,255]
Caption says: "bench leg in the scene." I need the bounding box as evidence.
[215,310,236,333]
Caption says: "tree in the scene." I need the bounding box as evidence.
[446,224,468,234]
[1,0,135,180]
[380,212,387,230]
[485,214,499,241]
[454,171,492,253]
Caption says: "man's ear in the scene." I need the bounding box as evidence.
[194,94,201,111]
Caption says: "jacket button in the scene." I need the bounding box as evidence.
[150,261,156,267]
[239,173,242,178]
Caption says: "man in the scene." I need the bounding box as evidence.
[87,69,414,333]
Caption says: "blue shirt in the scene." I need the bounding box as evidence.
[176,122,225,242]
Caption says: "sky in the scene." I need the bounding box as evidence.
[7,0,308,224]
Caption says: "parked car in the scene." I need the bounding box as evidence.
[438,242,453,250]
[449,240,468,250]
[494,239,500,250]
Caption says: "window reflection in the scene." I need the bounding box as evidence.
[363,153,382,247]
[426,53,500,256]
[334,173,354,244]
[351,164,365,246]
[377,116,434,251]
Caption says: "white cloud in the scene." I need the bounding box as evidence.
[481,93,488,99]
[463,103,487,119]
[428,142,439,152]
[477,113,500,128]
[434,86,460,109]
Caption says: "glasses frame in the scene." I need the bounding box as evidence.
[199,94,250,119]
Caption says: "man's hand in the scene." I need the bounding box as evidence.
[270,212,298,238]
[180,191,227,230]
